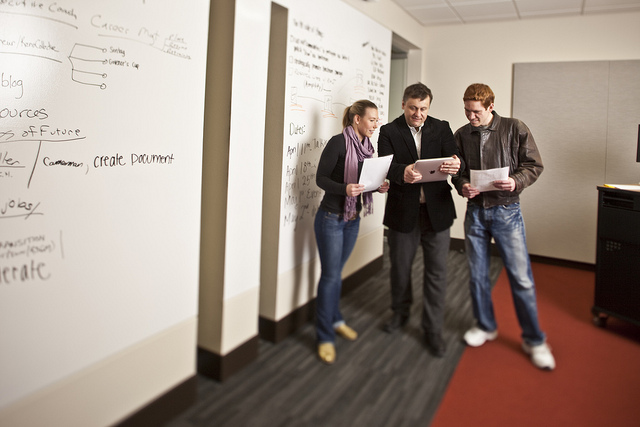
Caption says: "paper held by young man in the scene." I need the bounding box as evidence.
[413,157,454,183]
[470,166,509,192]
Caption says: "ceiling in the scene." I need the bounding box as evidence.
[390,0,640,26]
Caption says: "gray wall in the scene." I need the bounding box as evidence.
[513,60,640,263]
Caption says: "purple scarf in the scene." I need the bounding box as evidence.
[343,125,374,221]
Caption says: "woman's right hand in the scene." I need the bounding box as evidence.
[346,183,365,197]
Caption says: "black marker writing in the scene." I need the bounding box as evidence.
[42,156,83,168]
[94,153,126,168]
[22,124,81,137]
[1,151,22,167]
[1,72,24,99]
[0,107,48,120]
[0,198,41,219]
[131,153,174,165]
[0,259,50,285]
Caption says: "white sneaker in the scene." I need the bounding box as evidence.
[522,342,556,370]
[463,327,498,347]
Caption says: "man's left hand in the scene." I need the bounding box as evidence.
[440,154,461,175]
[492,178,516,192]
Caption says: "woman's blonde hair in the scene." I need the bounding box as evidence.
[342,99,378,129]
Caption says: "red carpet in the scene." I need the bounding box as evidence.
[432,263,640,427]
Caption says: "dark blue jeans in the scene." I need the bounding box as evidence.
[314,208,360,344]
[464,203,546,345]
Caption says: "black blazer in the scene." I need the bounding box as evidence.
[378,114,461,233]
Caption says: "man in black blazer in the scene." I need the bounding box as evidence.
[378,83,461,357]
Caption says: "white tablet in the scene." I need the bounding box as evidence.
[413,157,454,183]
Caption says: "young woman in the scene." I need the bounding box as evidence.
[314,99,389,364]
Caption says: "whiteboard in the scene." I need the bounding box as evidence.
[0,0,209,408]
[278,0,391,274]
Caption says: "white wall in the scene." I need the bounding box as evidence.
[0,0,209,424]
[199,0,271,356]
[201,0,427,355]
[218,0,271,352]
[343,0,425,108]
[422,12,640,248]
[257,0,427,323]
[342,0,424,49]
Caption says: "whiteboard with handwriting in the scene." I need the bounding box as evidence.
[278,0,391,274]
[0,0,209,408]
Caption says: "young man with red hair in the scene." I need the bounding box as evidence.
[452,83,555,370]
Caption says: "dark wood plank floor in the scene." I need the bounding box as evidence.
[167,240,503,427]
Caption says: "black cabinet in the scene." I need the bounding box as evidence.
[593,186,640,327]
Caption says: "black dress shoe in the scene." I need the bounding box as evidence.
[425,333,446,357]
[383,313,408,333]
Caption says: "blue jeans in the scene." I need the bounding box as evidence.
[314,208,360,344]
[464,203,546,346]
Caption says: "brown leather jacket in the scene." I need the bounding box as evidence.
[452,111,543,209]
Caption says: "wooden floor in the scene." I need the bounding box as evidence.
[167,241,503,427]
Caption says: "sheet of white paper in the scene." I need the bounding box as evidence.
[603,184,640,192]
[359,155,393,192]
[470,167,509,192]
